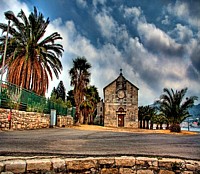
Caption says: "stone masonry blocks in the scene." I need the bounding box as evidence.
[26,159,51,171]
[65,158,97,170]
[0,156,199,173]
[115,156,135,167]
[0,162,5,172]
[0,108,73,130]
[4,160,26,173]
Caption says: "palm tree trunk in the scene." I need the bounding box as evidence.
[146,120,149,129]
[166,123,169,129]
[75,105,80,125]
[142,119,145,129]
[156,124,159,129]
[150,121,153,129]
[139,120,142,128]
[80,112,84,124]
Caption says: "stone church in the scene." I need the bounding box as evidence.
[100,70,139,128]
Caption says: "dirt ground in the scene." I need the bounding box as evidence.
[71,125,198,135]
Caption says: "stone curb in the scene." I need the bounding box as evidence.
[0,156,199,173]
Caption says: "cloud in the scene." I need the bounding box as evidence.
[123,36,185,90]
[137,22,185,57]
[190,41,200,75]
[184,37,200,82]
[171,24,193,43]
[186,65,199,81]
[161,15,170,25]
[92,0,106,8]
[124,6,141,18]
[123,6,146,25]
[166,0,200,28]
[0,0,30,23]
[1,0,200,106]
[94,10,117,40]
[65,2,198,105]
[167,1,189,17]
[76,0,87,8]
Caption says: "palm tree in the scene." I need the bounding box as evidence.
[69,57,91,124]
[138,105,150,129]
[86,85,100,124]
[0,7,63,95]
[148,107,157,129]
[152,113,168,129]
[155,87,198,132]
[138,106,145,128]
[80,98,92,124]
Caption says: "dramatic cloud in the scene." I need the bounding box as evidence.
[95,11,117,40]
[137,22,185,57]
[1,0,199,106]
[171,24,193,43]
[166,0,200,28]
[190,42,200,76]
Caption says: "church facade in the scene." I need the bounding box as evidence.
[103,70,139,128]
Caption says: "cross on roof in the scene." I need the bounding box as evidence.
[120,69,123,75]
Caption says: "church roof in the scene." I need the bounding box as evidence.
[103,69,139,91]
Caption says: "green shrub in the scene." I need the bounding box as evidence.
[170,124,181,133]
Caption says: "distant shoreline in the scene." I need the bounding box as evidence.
[181,127,200,132]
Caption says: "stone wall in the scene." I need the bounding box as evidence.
[0,108,73,130]
[57,115,73,127]
[0,156,199,173]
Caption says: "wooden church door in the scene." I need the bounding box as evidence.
[118,115,124,127]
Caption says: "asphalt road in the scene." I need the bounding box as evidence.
[0,128,200,160]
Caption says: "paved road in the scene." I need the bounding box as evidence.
[0,128,200,160]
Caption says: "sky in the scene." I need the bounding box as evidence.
[0,0,200,106]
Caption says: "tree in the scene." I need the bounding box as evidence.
[0,7,63,95]
[49,86,71,115]
[86,86,100,124]
[148,107,157,129]
[138,106,145,128]
[67,90,75,106]
[155,87,198,132]
[138,106,151,129]
[69,57,91,124]
[81,85,100,124]
[56,81,66,101]
[152,113,168,130]
[80,98,92,124]
[50,87,57,98]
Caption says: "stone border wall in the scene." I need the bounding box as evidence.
[0,156,199,174]
[0,108,73,130]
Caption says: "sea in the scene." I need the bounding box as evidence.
[153,123,200,132]
[181,122,200,132]
[181,127,200,132]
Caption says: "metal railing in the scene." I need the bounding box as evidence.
[0,80,75,117]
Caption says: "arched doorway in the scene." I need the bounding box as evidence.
[117,107,125,127]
